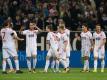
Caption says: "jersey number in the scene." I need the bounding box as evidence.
[2,32,5,39]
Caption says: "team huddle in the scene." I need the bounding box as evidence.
[0,19,106,74]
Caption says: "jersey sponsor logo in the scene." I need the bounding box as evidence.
[28,34,34,37]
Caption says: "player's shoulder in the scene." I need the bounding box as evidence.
[1,28,5,31]
[93,31,96,35]
[23,30,29,32]
[80,31,84,35]
[101,31,105,34]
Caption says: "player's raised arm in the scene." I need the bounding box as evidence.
[34,24,43,32]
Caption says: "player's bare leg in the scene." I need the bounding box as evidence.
[32,55,37,73]
[44,56,50,73]
[14,56,23,73]
[2,58,7,74]
[101,58,105,72]
[93,57,98,72]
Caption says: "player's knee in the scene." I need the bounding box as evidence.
[3,58,7,61]
[13,56,18,60]
[27,57,31,60]
[94,57,98,60]
[32,55,36,58]
[84,56,89,60]
[46,56,50,60]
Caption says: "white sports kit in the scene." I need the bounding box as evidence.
[46,32,59,57]
[93,31,106,58]
[22,30,38,57]
[64,29,71,57]
[58,32,68,59]
[1,28,17,58]
[81,31,92,57]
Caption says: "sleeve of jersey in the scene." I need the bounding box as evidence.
[102,32,106,39]
[89,32,92,39]
[46,33,50,41]
[22,30,27,35]
[93,33,95,39]
[13,31,17,37]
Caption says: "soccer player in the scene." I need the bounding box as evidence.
[20,21,42,73]
[1,20,24,74]
[44,25,59,72]
[57,25,69,73]
[58,19,71,68]
[93,24,106,72]
[64,28,70,68]
[80,24,92,72]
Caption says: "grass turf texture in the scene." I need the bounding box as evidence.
[0,68,107,80]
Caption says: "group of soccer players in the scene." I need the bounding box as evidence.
[81,24,106,73]
[0,18,106,74]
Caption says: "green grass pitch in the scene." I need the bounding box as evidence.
[0,68,107,80]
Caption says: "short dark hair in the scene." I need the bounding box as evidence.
[82,23,88,27]
[82,23,89,30]
[3,20,9,27]
[96,24,101,26]
[46,25,53,31]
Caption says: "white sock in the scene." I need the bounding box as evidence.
[15,60,19,70]
[56,60,59,71]
[7,58,13,70]
[86,60,89,70]
[94,60,97,70]
[60,59,67,68]
[101,60,105,70]
[51,60,55,69]
[27,59,31,70]
[44,60,50,71]
[2,60,6,71]
[83,60,87,70]
[66,58,70,68]
[33,58,37,69]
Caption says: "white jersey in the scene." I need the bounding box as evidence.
[22,30,38,48]
[1,28,17,48]
[80,31,92,48]
[93,31,106,48]
[58,32,68,49]
[64,29,70,49]
[47,32,58,49]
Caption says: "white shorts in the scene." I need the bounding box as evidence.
[26,47,37,57]
[81,47,90,57]
[58,48,67,60]
[47,48,58,58]
[2,48,17,59]
[94,47,105,59]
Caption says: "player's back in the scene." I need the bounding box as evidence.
[1,28,15,48]
[58,32,68,49]
[47,32,58,49]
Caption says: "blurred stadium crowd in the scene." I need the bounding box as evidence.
[0,0,107,31]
